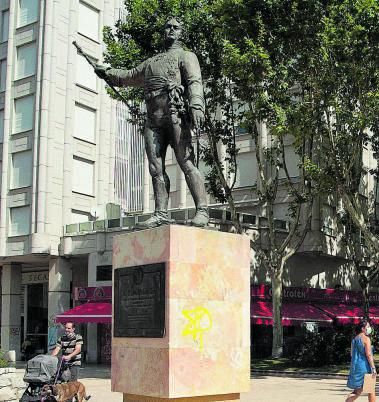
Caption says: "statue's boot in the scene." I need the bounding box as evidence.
[136,211,174,228]
[187,207,209,227]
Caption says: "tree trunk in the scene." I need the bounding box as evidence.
[359,276,370,320]
[271,265,283,358]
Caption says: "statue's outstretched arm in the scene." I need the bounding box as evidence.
[95,61,146,88]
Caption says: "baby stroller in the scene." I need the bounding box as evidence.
[19,354,68,402]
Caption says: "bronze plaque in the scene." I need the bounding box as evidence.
[114,263,165,337]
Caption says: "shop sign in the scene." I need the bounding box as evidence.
[22,272,48,284]
[74,286,112,301]
[303,322,318,333]
[252,284,379,305]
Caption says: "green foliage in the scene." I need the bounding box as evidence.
[0,350,9,368]
[290,327,352,367]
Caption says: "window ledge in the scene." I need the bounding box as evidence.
[78,32,100,45]
[76,83,98,95]
[72,191,95,198]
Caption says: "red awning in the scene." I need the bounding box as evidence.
[55,302,112,324]
[314,304,379,325]
[251,301,333,326]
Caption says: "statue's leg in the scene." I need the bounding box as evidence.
[137,125,173,228]
[172,125,209,227]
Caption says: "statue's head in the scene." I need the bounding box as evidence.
[164,17,183,47]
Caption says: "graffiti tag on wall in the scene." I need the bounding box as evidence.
[182,306,212,351]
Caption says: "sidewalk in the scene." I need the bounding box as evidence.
[14,363,364,402]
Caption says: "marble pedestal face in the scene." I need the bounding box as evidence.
[112,225,250,401]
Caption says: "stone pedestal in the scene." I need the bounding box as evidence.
[112,225,250,401]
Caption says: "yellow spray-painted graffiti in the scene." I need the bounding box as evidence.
[182,306,212,350]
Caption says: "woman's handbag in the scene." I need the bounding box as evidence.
[363,374,376,393]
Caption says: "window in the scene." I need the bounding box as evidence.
[198,160,210,180]
[0,59,6,91]
[78,2,99,42]
[235,152,256,187]
[0,109,4,142]
[74,104,96,142]
[18,0,39,27]
[232,100,248,135]
[96,265,112,281]
[16,43,37,79]
[166,165,177,192]
[1,10,9,42]
[72,157,94,195]
[279,146,300,179]
[76,53,97,91]
[13,96,34,133]
[11,151,32,188]
[10,206,30,236]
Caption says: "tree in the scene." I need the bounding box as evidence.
[103,0,378,358]
[321,0,379,319]
[204,0,330,357]
[214,0,379,342]
[103,0,316,358]
[287,0,379,316]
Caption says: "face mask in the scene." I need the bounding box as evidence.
[366,327,372,335]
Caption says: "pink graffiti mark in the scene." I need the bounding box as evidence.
[131,237,145,260]
[113,242,120,256]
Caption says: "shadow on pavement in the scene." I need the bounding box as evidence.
[79,364,111,379]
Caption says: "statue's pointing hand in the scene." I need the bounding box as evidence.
[191,108,204,130]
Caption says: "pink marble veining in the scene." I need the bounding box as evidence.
[112,225,250,399]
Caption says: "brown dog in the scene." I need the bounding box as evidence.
[41,382,91,402]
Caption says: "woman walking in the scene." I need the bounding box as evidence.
[346,319,377,402]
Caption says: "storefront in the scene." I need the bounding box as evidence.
[21,271,49,357]
[55,286,112,364]
[251,284,379,357]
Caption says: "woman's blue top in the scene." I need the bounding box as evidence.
[347,336,371,389]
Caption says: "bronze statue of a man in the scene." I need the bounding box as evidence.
[95,17,208,228]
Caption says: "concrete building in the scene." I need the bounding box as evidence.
[0,0,125,359]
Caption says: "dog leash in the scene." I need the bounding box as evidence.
[41,358,64,402]
[54,358,64,385]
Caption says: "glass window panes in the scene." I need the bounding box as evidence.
[166,165,177,191]
[76,52,97,91]
[18,0,39,27]
[74,104,96,142]
[72,157,94,195]
[1,10,9,42]
[14,96,34,133]
[0,109,4,142]
[11,150,32,188]
[10,206,30,236]
[16,42,37,79]
[78,2,99,41]
[279,146,300,179]
[96,265,112,281]
[235,152,256,187]
[0,59,6,91]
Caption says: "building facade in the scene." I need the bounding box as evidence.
[0,0,124,358]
